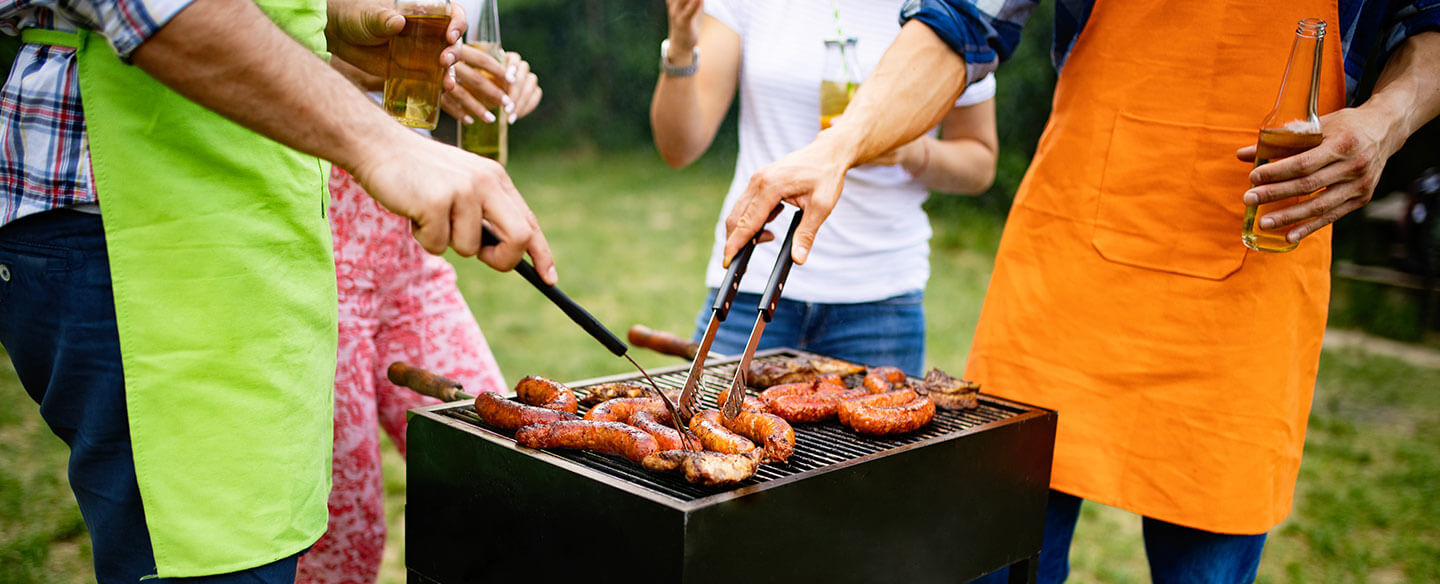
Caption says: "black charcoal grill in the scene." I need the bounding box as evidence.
[406,349,1057,584]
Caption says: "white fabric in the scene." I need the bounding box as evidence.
[702,0,995,303]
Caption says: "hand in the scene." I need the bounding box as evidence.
[443,49,542,124]
[349,131,557,283]
[330,55,384,91]
[665,0,703,62]
[1239,106,1400,243]
[326,0,464,89]
[722,139,849,266]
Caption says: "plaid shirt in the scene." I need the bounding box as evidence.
[0,0,191,226]
[901,0,1440,102]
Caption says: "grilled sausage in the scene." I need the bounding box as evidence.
[862,366,909,394]
[641,450,760,486]
[514,420,659,464]
[585,397,673,423]
[716,385,770,413]
[474,392,579,431]
[719,410,796,463]
[628,410,700,452]
[760,379,863,422]
[838,389,935,435]
[688,410,758,455]
[514,376,579,413]
[577,381,651,407]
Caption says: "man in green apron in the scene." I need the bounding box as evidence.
[0,0,556,580]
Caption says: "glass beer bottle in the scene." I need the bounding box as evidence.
[459,0,507,165]
[819,37,861,130]
[1242,18,1326,253]
[383,0,451,129]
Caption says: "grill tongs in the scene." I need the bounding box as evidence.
[721,209,804,420]
[675,233,760,422]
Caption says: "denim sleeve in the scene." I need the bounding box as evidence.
[898,0,1039,85]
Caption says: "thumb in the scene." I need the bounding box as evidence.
[790,205,831,265]
[1235,144,1257,163]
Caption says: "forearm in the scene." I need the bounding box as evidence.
[132,0,418,177]
[1356,31,1440,157]
[902,136,996,194]
[820,21,970,171]
[650,73,715,168]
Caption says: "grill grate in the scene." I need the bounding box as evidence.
[438,350,1025,502]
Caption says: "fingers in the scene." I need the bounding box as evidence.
[722,176,784,267]
[454,57,508,111]
[446,3,466,44]
[460,43,507,81]
[1244,147,1366,206]
[475,183,534,274]
[1235,144,1257,163]
[410,211,452,256]
[790,206,832,265]
[505,54,542,121]
[1285,195,1369,243]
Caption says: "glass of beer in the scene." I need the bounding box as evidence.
[383,0,451,130]
[458,0,507,165]
[820,37,861,130]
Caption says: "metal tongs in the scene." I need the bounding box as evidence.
[479,226,690,441]
[675,233,760,422]
[720,209,805,420]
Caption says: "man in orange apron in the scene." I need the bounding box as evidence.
[719,0,1440,581]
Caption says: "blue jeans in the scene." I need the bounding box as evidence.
[692,289,926,376]
[971,491,1267,584]
[0,209,301,583]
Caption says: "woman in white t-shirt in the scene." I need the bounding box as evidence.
[651,0,998,374]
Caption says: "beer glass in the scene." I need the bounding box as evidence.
[458,0,508,165]
[383,0,451,129]
[820,37,861,130]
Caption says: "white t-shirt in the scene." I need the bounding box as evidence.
[702,0,995,303]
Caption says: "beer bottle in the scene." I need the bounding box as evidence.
[458,0,508,166]
[1242,18,1326,253]
[383,0,452,129]
[819,37,861,130]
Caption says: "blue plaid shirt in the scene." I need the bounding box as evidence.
[901,0,1440,102]
[0,0,191,225]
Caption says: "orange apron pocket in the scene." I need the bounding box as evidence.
[1091,112,1255,280]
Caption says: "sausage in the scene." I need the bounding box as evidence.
[514,420,659,464]
[837,389,935,435]
[474,392,579,431]
[585,397,673,423]
[577,381,650,407]
[719,410,796,463]
[760,379,863,422]
[628,410,701,452]
[688,410,758,455]
[641,450,760,486]
[514,376,579,413]
[716,385,770,413]
[862,366,909,394]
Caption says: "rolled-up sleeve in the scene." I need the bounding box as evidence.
[898,0,1037,85]
[1385,0,1440,53]
[89,0,194,58]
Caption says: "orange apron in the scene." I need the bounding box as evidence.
[965,0,1343,534]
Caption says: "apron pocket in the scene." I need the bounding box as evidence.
[1091,112,1255,280]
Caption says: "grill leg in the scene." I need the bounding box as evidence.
[1006,555,1038,584]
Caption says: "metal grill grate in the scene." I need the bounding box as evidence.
[438,350,1025,502]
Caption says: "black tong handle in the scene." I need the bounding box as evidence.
[711,236,759,320]
[758,210,804,323]
[482,226,628,356]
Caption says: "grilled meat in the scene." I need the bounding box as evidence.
[838,389,936,435]
[514,420,659,464]
[719,410,796,463]
[514,376,579,413]
[716,385,770,414]
[688,410,759,455]
[577,381,650,407]
[641,449,760,486]
[474,392,579,431]
[746,356,867,388]
[759,379,864,423]
[628,410,700,452]
[585,397,674,424]
[862,366,908,394]
[911,368,981,410]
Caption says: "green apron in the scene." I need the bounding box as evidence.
[26,2,337,575]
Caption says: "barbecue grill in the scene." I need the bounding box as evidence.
[406,349,1057,584]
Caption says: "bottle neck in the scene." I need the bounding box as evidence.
[1263,19,1325,133]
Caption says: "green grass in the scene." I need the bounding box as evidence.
[2,150,1437,583]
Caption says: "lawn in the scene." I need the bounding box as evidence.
[1,149,1436,583]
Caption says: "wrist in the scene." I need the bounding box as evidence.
[660,38,699,77]
[666,39,697,65]
[901,139,931,177]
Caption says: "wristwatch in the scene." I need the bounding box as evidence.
[660,39,700,77]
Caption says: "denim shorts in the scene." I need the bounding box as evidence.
[692,288,926,376]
